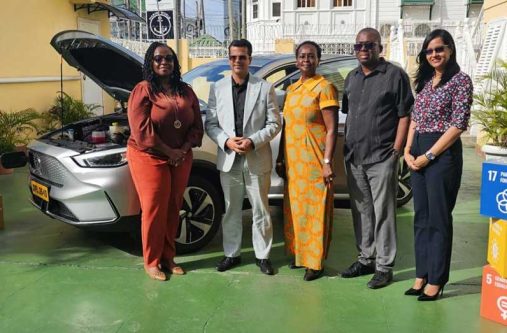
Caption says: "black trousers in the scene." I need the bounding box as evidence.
[410,132,463,285]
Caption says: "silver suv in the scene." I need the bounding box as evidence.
[5,31,412,253]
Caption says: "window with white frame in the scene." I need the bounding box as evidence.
[297,0,315,8]
[253,0,258,19]
[334,0,352,7]
[272,2,281,17]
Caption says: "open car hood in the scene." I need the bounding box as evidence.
[51,30,143,103]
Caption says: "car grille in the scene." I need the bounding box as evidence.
[48,199,78,221]
[32,195,78,222]
[28,151,71,187]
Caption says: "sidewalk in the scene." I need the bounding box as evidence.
[0,146,505,333]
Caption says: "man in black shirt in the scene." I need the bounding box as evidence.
[341,28,414,289]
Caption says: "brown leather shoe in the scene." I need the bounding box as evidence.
[145,266,167,281]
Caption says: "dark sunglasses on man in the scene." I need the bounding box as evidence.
[229,55,249,61]
[353,42,377,52]
[153,55,175,63]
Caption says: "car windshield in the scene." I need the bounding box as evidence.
[183,63,261,104]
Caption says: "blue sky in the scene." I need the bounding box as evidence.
[183,0,240,40]
[184,0,225,26]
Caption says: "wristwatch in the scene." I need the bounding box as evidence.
[323,158,331,165]
[424,151,436,161]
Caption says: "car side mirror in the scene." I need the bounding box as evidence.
[0,151,27,169]
[275,90,286,110]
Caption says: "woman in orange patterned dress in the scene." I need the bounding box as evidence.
[276,41,339,281]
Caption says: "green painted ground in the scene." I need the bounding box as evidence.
[0,147,506,333]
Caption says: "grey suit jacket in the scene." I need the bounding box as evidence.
[205,74,281,175]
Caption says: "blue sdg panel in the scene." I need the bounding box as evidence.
[481,162,507,219]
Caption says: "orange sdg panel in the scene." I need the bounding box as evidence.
[480,265,507,326]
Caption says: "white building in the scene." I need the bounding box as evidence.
[246,0,484,54]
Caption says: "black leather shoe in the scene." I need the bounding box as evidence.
[367,270,393,289]
[418,285,445,301]
[256,259,274,275]
[341,261,375,278]
[404,280,427,296]
[288,261,304,270]
[404,287,425,296]
[304,268,324,281]
[216,256,241,272]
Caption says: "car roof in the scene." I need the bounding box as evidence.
[188,53,354,67]
[183,54,356,79]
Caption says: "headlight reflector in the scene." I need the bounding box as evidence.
[72,150,127,168]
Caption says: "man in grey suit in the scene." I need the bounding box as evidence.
[205,39,281,275]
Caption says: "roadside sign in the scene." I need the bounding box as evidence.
[147,10,174,39]
[481,162,507,219]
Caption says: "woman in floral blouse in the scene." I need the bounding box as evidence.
[403,29,473,301]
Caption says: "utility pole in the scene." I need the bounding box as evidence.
[137,0,143,41]
[174,0,180,54]
[197,0,205,35]
[126,0,131,39]
[241,0,246,39]
[228,0,234,42]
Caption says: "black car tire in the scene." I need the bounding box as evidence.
[397,158,412,207]
[175,174,224,254]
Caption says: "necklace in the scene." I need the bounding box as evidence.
[164,92,182,129]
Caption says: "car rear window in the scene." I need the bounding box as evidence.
[183,64,261,102]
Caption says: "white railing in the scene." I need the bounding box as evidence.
[389,20,407,69]
[387,18,482,74]
[246,23,362,54]
[456,19,478,80]
[189,45,228,58]
[111,38,151,57]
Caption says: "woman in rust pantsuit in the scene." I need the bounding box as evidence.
[127,42,203,281]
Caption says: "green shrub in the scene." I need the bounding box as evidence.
[0,108,40,153]
[473,59,507,147]
[39,92,101,134]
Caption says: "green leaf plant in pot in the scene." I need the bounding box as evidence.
[0,108,40,174]
[473,59,507,163]
[38,92,99,135]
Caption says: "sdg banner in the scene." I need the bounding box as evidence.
[481,162,507,220]
[147,10,174,39]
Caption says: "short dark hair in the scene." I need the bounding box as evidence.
[414,29,460,93]
[356,27,382,45]
[228,39,253,56]
[295,41,322,60]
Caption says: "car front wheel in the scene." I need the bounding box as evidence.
[175,175,224,254]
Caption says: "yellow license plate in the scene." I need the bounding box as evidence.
[31,180,49,202]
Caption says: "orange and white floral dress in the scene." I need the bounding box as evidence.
[282,74,339,270]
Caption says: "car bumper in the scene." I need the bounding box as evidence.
[26,141,140,226]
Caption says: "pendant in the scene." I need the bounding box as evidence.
[174,120,182,129]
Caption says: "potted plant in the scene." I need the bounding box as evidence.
[473,59,507,163]
[0,108,40,174]
[38,92,99,134]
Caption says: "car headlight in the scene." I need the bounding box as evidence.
[72,150,127,168]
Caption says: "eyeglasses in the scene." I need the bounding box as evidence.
[353,42,377,52]
[229,55,249,61]
[422,45,448,55]
[153,55,175,63]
